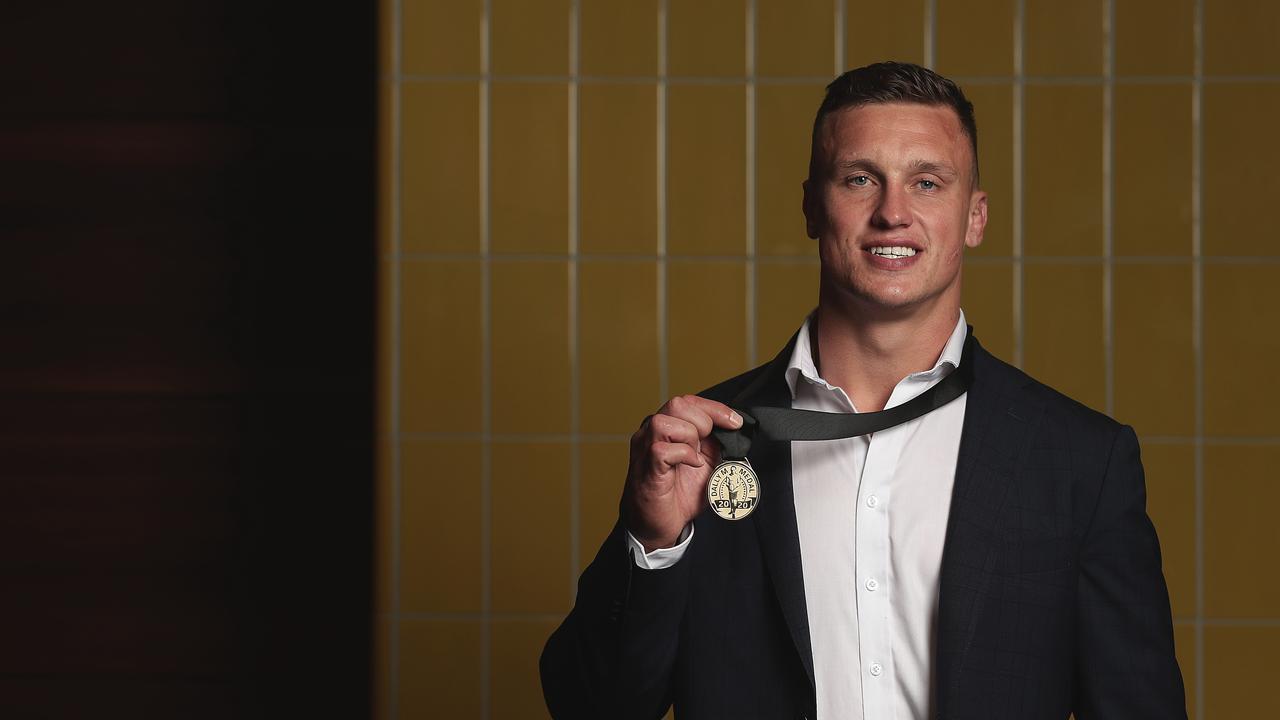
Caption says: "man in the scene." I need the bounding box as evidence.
[542,62,1185,719]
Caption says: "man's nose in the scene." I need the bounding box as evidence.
[871,185,911,229]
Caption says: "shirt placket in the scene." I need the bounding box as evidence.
[855,373,929,720]
[856,427,897,719]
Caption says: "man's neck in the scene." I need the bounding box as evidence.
[813,293,960,413]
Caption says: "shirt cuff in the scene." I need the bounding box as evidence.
[626,524,695,569]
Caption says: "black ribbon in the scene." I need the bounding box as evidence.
[712,327,976,460]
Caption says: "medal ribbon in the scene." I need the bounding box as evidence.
[712,327,975,460]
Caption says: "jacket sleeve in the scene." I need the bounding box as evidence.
[1073,425,1188,719]
[540,521,690,720]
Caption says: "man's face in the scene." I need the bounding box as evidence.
[803,102,987,316]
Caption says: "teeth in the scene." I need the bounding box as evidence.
[870,246,917,258]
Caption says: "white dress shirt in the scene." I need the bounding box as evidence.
[628,311,970,720]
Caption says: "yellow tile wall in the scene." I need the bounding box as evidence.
[756,261,819,360]
[1023,263,1106,412]
[578,261,660,434]
[667,0,745,77]
[964,83,1014,257]
[399,619,482,718]
[1204,626,1280,718]
[401,82,480,253]
[578,441,628,572]
[491,443,571,614]
[401,440,483,613]
[845,1,925,69]
[1115,0,1193,76]
[1204,0,1280,76]
[666,84,747,256]
[1202,84,1280,257]
[490,83,569,254]
[377,1,1280,717]
[757,0,833,77]
[579,0,657,77]
[1023,84,1103,256]
[402,0,481,75]
[1113,264,1193,436]
[960,262,1014,362]
[667,260,749,395]
[579,84,658,254]
[1024,0,1103,76]
[1114,84,1193,256]
[757,83,825,257]
[936,0,1015,77]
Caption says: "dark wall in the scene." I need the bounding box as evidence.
[2,2,375,717]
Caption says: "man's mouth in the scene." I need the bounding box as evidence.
[868,246,918,259]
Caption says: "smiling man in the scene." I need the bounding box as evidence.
[542,62,1186,720]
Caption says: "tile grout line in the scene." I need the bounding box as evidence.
[404,432,637,442]
[1012,0,1025,369]
[658,0,669,401]
[924,0,937,69]
[388,0,403,717]
[402,612,576,622]
[567,0,582,609]
[478,2,493,718]
[1102,0,1115,418]
[835,0,845,73]
[746,0,757,367]
[397,72,1280,85]
[387,251,1280,265]
[1192,0,1205,717]
[1198,618,1280,628]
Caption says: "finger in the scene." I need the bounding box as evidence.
[648,440,706,473]
[661,395,742,438]
[647,413,703,447]
[679,395,744,428]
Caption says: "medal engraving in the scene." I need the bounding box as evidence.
[707,459,760,521]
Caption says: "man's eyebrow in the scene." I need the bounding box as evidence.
[833,158,960,178]
[835,158,882,173]
[908,159,959,177]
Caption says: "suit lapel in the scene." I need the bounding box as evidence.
[935,340,1042,716]
[737,336,817,694]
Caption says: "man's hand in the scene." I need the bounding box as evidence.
[623,395,743,553]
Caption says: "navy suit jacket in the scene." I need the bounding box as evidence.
[541,332,1186,719]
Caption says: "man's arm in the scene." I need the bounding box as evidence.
[1074,425,1188,718]
[540,396,740,719]
[540,522,690,719]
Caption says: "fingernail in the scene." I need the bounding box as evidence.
[729,411,742,427]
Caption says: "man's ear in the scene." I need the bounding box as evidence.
[802,178,820,239]
[964,190,988,249]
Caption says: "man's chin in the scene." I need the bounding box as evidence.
[849,283,925,310]
[832,284,955,320]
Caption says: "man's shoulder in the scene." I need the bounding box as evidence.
[974,341,1124,439]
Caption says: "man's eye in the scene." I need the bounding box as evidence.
[918,179,937,190]
[849,175,870,186]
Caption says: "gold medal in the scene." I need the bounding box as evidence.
[707,459,760,521]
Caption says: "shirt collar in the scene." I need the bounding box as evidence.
[784,309,968,400]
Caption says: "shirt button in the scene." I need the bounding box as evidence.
[869,662,883,677]
[865,578,878,592]
[866,495,879,508]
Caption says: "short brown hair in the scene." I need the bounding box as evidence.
[808,61,979,184]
